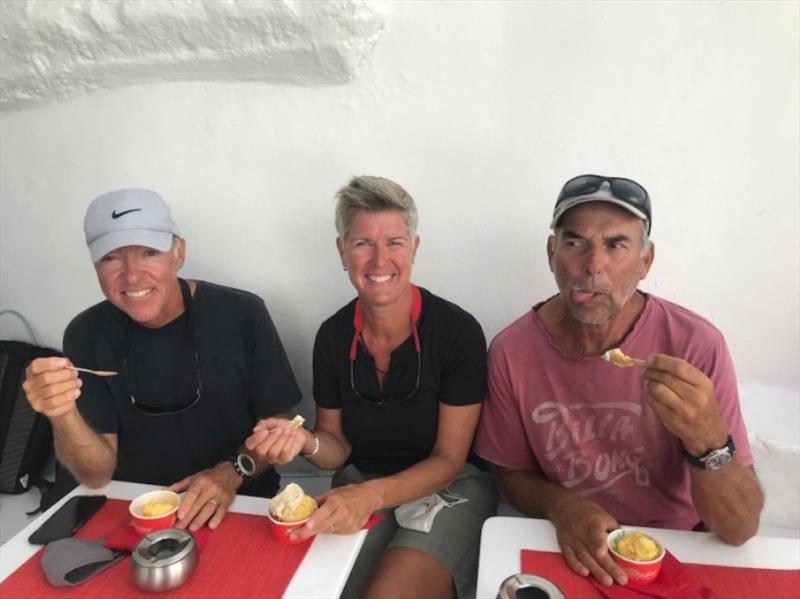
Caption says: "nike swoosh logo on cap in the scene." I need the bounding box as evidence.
[111,208,142,219]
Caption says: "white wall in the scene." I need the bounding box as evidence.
[2,1,799,424]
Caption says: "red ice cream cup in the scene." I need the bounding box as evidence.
[266,498,317,545]
[607,528,665,586]
[129,490,181,536]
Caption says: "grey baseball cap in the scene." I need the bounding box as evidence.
[84,189,180,262]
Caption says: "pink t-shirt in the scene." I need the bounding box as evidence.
[474,294,752,531]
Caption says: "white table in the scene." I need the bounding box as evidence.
[0,481,367,598]
[476,516,800,599]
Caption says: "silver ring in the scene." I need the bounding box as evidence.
[209,498,219,506]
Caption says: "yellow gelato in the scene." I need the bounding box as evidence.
[603,348,636,368]
[283,496,316,523]
[270,483,317,523]
[141,498,177,517]
[615,531,661,561]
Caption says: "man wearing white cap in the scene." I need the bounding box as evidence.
[23,189,302,531]
[475,175,763,587]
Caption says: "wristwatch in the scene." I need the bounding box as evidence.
[682,435,735,470]
[231,452,256,480]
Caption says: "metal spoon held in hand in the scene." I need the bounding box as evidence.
[602,348,647,367]
[68,366,118,377]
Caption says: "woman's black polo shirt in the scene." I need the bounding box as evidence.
[313,286,487,475]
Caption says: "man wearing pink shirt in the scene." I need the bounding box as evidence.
[474,174,763,587]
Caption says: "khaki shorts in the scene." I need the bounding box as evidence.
[333,462,498,599]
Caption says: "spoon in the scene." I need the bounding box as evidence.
[68,366,118,377]
[602,348,647,368]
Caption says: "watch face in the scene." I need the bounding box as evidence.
[237,453,256,476]
[704,450,733,471]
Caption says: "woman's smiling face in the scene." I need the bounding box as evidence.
[337,209,419,309]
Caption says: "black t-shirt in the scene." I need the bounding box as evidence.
[313,287,487,475]
[63,280,302,497]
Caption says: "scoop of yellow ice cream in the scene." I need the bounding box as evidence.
[616,531,661,561]
[270,483,317,523]
[141,499,177,517]
[282,496,317,523]
[603,348,636,367]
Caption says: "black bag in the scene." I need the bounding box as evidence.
[0,309,61,495]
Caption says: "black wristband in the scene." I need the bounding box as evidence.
[682,435,735,470]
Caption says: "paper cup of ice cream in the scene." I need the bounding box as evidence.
[267,483,318,545]
[607,528,665,585]
[130,490,181,536]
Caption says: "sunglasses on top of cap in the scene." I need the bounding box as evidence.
[558,175,650,230]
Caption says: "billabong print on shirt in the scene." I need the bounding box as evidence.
[531,401,650,496]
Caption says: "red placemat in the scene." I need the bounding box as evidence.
[521,549,800,599]
[0,499,313,599]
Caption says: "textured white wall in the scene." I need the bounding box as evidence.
[2,0,799,421]
[0,0,387,109]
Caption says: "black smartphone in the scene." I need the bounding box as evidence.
[28,494,107,545]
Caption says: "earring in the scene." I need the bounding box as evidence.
[343,265,349,271]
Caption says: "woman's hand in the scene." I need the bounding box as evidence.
[245,417,310,465]
[290,483,383,541]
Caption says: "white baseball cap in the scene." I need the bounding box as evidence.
[84,189,180,262]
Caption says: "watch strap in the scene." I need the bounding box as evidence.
[682,435,735,469]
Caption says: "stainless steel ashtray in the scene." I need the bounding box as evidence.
[131,528,198,592]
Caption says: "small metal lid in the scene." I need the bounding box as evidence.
[132,528,196,569]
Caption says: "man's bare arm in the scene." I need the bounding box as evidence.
[24,357,117,487]
[689,463,763,545]
[52,410,117,487]
[494,463,627,587]
[644,354,763,545]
